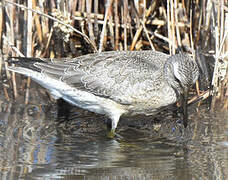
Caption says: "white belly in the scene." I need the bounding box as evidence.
[31,72,127,116]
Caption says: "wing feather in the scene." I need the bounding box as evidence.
[13,51,170,105]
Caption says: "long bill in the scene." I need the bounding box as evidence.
[181,88,189,128]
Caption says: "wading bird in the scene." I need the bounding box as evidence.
[7,51,199,137]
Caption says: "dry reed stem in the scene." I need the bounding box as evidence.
[188,90,211,105]
[0,50,2,79]
[73,13,186,28]
[41,28,53,57]
[167,0,172,54]
[26,0,33,57]
[93,0,99,41]
[114,0,119,50]
[32,0,43,44]
[130,3,154,50]
[130,26,143,51]
[3,35,25,57]
[79,0,86,38]
[153,31,176,48]
[24,0,33,105]
[218,30,228,56]
[212,0,228,11]
[211,0,228,109]
[98,0,113,52]
[2,25,25,101]
[0,1,3,46]
[140,2,155,50]
[212,30,220,95]
[170,0,176,54]
[70,0,78,26]
[86,0,95,44]
[195,6,202,45]
[75,11,104,19]
[3,32,22,101]
[123,0,128,50]
[189,8,200,97]
[4,0,98,52]
[220,0,225,46]
[174,0,181,47]
[3,85,10,101]
[108,8,115,49]
[215,29,228,107]
[8,2,18,99]
[222,71,228,110]
[141,21,155,50]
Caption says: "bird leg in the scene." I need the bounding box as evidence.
[107,113,121,138]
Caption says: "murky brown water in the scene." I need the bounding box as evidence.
[0,87,227,180]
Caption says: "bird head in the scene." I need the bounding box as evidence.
[164,53,199,95]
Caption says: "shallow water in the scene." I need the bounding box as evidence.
[0,90,227,180]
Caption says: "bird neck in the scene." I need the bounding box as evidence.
[164,60,183,96]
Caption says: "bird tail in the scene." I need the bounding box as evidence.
[6,57,45,79]
[6,57,45,73]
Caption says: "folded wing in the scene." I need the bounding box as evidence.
[9,51,170,105]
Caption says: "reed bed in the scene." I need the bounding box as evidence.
[0,0,227,109]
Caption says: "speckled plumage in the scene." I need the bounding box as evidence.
[7,51,199,135]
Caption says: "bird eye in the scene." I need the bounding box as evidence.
[174,76,181,85]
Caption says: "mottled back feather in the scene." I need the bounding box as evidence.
[32,51,170,105]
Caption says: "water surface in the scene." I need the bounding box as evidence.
[0,90,227,180]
